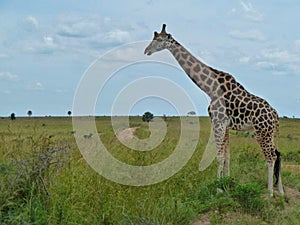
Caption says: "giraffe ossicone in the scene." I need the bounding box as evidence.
[144,24,284,196]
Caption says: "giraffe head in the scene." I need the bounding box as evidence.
[144,24,173,55]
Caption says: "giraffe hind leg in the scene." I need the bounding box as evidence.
[224,129,230,177]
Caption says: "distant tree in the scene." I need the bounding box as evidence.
[10,113,16,120]
[67,111,72,117]
[142,111,154,122]
[187,111,196,116]
[27,110,32,117]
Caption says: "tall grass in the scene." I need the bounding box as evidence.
[0,117,299,224]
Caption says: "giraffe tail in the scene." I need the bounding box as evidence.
[274,149,281,185]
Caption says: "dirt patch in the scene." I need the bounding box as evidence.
[190,216,210,225]
[282,164,300,174]
[284,186,300,205]
[190,186,300,225]
[117,127,140,141]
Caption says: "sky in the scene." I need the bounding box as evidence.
[0,0,300,117]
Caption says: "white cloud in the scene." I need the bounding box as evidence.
[24,16,39,31]
[254,48,300,75]
[260,49,299,64]
[104,29,131,43]
[0,53,9,59]
[57,20,99,38]
[29,82,44,91]
[229,29,266,41]
[44,36,52,44]
[239,56,250,63]
[0,72,20,81]
[255,61,276,70]
[240,1,263,22]
[24,35,61,54]
[51,16,136,55]
[294,39,300,47]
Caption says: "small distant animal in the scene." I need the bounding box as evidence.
[83,133,93,139]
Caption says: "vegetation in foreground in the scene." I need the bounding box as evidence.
[0,116,299,224]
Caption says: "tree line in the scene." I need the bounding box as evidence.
[8,110,72,120]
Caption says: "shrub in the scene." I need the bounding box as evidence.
[142,112,154,122]
[199,177,266,214]
[232,182,266,213]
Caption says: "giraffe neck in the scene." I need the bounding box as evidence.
[167,40,219,99]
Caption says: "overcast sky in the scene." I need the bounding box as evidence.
[0,0,299,117]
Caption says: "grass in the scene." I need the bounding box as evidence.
[0,116,299,224]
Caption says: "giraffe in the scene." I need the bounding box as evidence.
[144,24,284,196]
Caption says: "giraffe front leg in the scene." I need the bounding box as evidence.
[213,123,228,179]
[216,151,225,194]
[217,152,225,179]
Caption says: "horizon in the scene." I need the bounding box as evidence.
[1,1,299,118]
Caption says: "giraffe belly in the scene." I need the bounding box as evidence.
[239,121,253,131]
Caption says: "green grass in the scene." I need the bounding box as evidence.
[0,116,299,224]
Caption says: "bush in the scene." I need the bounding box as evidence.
[198,177,266,214]
[232,182,266,212]
[0,135,70,224]
[142,112,154,122]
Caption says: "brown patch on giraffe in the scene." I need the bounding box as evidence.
[187,61,193,66]
[181,53,188,59]
[193,64,201,72]
[189,56,196,63]
[203,68,209,75]
[179,59,185,66]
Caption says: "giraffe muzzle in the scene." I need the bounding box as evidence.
[144,47,152,56]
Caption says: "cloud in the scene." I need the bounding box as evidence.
[294,39,300,48]
[229,29,266,41]
[254,48,300,75]
[57,19,99,38]
[262,49,286,59]
[37,15,137,58]
[29,82,44,91]
[240,1,263,22]
[24,35,62,54]
[239,56,250,64]
[103,29,131,43]
[24,16,39,31]
[255,61,276,70]
[0,53,9,59]
[0,72,20,81]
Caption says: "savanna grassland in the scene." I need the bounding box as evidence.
[0,116,299,225]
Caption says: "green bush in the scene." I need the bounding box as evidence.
[232,182,266,213]
[198,177,266,214]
